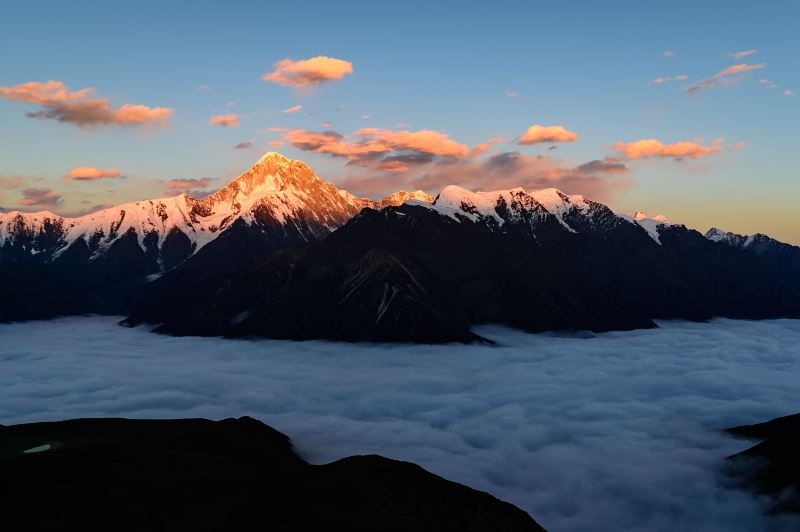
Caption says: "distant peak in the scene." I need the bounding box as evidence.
[254,151,291,164]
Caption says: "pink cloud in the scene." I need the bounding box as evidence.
[268,140,285,147]
[663,50,675,57]
[613,138,723,160]
[64,166,121,180]
[208,113,239,127]
[519,125,578,145]
[262,56,353,87]
[0,80,173,127]
[282,105,303,114]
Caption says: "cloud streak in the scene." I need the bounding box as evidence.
[0,81,173,127]
[64,167,121,181]
[165,178,213,192]
[728,49,757,60]
[685,63,766,93]
[613,138,723,160]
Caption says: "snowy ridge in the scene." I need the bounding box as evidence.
[0,152,436,267]
[426,185,638,237]
[704,227,794,252]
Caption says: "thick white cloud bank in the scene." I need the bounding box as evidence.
[1,317,799,531]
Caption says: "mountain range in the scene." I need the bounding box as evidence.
[3,152,799,340]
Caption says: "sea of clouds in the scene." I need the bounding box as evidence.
[1,316,799,531]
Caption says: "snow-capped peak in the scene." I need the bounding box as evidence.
[379,190,435,207]
[626,211,671,244]
[0,152,365,265]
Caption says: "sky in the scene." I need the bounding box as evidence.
[0,0,798,243]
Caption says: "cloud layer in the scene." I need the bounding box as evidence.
[337,151,630,200]
[263,56,353,87]
[283,127,472,173]
[1,317,799,532]
[64,166,121,181]
[613,138,723,160]
[0,81,173,127]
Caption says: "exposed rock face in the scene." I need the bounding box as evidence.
[726,413,800,515]
[0,416,544,532]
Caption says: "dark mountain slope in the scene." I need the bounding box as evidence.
[126,203,800,343]
[726,413,800,514]
[0,416,543,531]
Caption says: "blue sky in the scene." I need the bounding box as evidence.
[1,0,798,242]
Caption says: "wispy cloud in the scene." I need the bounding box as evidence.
[164,178,214,195]
[208,113,239,127]
[518,125,578,145]
[663,50,675,57]
[685,63,766,93]
[613,138,723,160]
[262,56,353,87]
[785,90,795,97]
[0,80,173,127]
[64,166,121,181]
[282,105,302,114]
[0,176,24,189]
[19,187,61,207]
[506,90,520,98]
[728,49,757,60]
[649,74,688,85]
[233,140,254,150]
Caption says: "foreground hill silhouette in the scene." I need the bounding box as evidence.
[0,416,544,531]
[727,412,800,515]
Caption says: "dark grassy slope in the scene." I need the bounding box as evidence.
[126,204,800,343]
[726,413,800,515]
[0,416,544,532]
